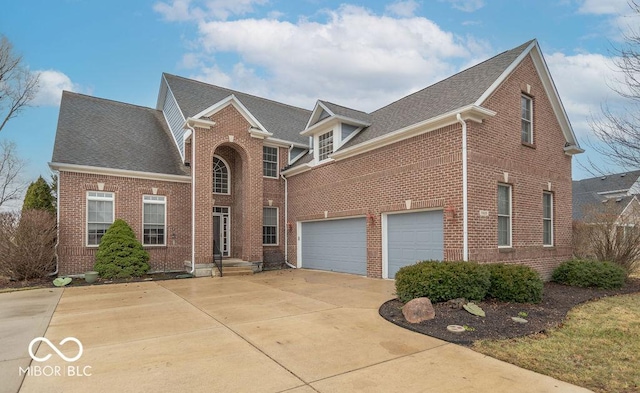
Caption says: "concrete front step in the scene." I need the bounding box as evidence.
[184,260,262,277]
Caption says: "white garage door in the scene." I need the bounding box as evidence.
[300,218,367,275]
[386,210,444,279]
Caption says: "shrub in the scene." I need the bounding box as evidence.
[395,260,491,303]
[94,219,149,279]
[486,263,543,303]
[552,259,626,289]
[0,210,57,280]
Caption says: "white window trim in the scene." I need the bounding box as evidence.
[521,95,533,144]
[316,130,334,163]
[263,145,279,179]
[543,191,554,247]
[498,184,512,248]
[213,155,231,195]
[86,191,114,247]
[213,206,231,257]
[142,195,167,247]
[262,206,279,246]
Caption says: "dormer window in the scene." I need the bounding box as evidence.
[318,131,333,161]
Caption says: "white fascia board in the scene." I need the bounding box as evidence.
[564,145,585,155]
[304,101,335,130]
[281,162,313,177]
[185,117,216,128]
[264,137,308,149]
[475,40,536,106]
[249,127,273,139]
[301,114,370,137]
[619,196,640,223]
[49,162,192,183]
[192,94,269,134]
[330,105,495,161]
[301,116,339,136]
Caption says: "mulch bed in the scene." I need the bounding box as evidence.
[0,271,190,291]
[379,278,640,346]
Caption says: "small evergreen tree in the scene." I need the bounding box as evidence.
[22,176,55,213]
[94,219,150,279]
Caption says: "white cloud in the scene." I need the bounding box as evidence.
[187,4,482,110]
[153,0,267,21]
[443,0,485,12]
[385,0,420,17]
[545,52,622,138]
[578,0,629,15]
[32,70,84,107]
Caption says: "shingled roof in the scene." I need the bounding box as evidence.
[572,170,640,220]
[163,74,311,144]
[340,40,533,149]
[51,91,187,176]
[318,100,371,125]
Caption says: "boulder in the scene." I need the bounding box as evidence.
[445,297,467,310]
[402,297,435,323]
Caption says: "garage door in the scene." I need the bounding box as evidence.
[301,218,367,275]
[386,210,444,279]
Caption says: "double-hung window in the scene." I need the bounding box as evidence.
[143,195,166,245]
[543,192,553,246]
[87,191,114,246]
[497,184,512,247]
[263,146,278,178]
[318,131,333,161]
[521,95,533,144]
[263,207,278,245]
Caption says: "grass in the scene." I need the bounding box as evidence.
[474,293,640,393]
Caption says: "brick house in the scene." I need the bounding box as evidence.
[50,39,583,279]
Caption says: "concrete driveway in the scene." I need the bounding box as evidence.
[12,270,589,392]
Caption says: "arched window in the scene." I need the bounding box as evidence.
[213,156,229,194]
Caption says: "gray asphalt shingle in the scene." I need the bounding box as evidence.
[164,74,311,145]
[52,91,187,176]
[572,171,640,220]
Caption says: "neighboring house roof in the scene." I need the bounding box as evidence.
[572,170,640,220]
[51,91,187,176]
[162,73,311,145]
[341,40,534,150]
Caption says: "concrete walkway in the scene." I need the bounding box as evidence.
[0,288,63,393]
[12,270,590,392]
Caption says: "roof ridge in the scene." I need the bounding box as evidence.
[370,39,535,115]
[62,90,159,112]
[163,73,311,113]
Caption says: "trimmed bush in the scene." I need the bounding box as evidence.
[94,219,150,279]
[486,263,543,303]
[552,259,626,289]
[395,260,491,303]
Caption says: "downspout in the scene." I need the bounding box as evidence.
[281,168,296,269]
[50,171,60,276]
[456,114,469,262]
[184,124,196,274]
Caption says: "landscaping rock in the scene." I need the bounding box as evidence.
[402,297,435,323]
[446,298,467,310]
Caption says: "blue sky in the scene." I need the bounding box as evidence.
[1,0,638,194]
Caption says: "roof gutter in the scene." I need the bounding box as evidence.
[456,114,469,262]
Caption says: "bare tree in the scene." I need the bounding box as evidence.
[0,35,39,133]
[589,1,640,170]
[0,140,26,209]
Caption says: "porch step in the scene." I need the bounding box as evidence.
[184,260,263,277]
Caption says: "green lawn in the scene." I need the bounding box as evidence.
[474,293,640,393]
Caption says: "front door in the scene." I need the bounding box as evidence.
[213,207,230,257]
